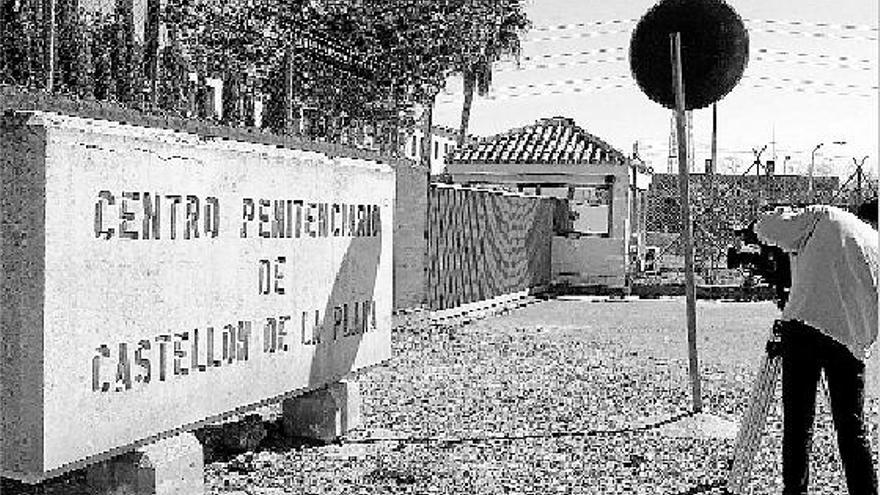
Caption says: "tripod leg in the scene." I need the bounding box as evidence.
[727,326,783,494]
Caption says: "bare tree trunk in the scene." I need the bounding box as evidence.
[458,66,475,147]
[144,0,161,107]
[112,0,137,103]
[44,0,55,91]
[222,70,242,126]
[421,94,435,170]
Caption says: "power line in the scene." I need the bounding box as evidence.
[524,23,878,44]
[754,27,877,41]
[504,46,872,67]
[522,46,626,62]
[753,56,875,71]
[756,48,873,65]
[524,28,631,44]
[748,75,878,91]
[495,55,627,73]
[487,74,875,98]
[530,18,637,33]
[744,18,879,33]
[436,77,876,104]
[528,17,878,34]
[493,52,875,74]
[489,74,632,95]
[436,82,625,104]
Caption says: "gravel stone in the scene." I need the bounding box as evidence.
[205,299,879,494]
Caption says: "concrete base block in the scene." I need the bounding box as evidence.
[85,432,204,495]
[283,379,362,442]
[656,412,739,440]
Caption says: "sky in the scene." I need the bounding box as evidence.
[431,0,879,182]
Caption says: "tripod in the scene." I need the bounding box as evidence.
[726,320,785,494]
[726,320,840,494]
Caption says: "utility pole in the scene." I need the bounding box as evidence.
[749,146,766,212]
[743,145,767,177]
[854,156,868,204]
[709,103,717,175]
[770,125,776,165]
[809,143,824,201]
[809,141,846,202]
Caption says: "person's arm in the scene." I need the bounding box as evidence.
[754,208,823,253]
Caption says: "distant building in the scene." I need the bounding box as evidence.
[446,116,652,289]
[400,126,469,175]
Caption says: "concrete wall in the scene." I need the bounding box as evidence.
[392,162,428,310]
[0,111,394,481]
[551,237,627,287]
[0,113,48,478]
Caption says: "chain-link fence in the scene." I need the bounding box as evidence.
[641,173,843,282]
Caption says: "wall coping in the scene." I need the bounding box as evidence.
[0,85,416,170]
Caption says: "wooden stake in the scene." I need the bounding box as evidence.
[670,32,702,413]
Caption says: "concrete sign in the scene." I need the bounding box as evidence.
[0,112,394,481]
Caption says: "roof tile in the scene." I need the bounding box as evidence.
[448,116,626,166]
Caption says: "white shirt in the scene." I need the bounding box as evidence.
[755,205,879,361]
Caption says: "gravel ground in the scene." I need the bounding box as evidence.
[206,298,878,494]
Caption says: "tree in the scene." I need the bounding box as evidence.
[0,0,50,87]
[56,4,93,96]
[455,0,530,146]
[89,12,116,100]
[361,0,467,161]
[110,0,141,103]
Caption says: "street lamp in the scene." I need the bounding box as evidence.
[808,141,846,201]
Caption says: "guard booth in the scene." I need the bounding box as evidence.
[446,117,652,291]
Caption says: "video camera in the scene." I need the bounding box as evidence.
[726,222,792,309]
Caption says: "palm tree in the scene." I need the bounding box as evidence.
[457,1,529,146]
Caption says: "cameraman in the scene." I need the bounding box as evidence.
[754,198,878,495]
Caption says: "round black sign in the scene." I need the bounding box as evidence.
[629,0,749,110]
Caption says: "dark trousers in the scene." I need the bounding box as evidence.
[781,321,877,495]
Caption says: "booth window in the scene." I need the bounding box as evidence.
[516,184,612,236]
[570,186,611,236]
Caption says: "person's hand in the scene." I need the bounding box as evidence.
[740,220,760,245]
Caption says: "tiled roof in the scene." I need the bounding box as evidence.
[448,116,627,166]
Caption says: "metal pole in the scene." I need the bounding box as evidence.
[809,143,823,202]
[856,159,863,205]
[710,103,717,175]
[670,32,702,413]
[707,104,718,282]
